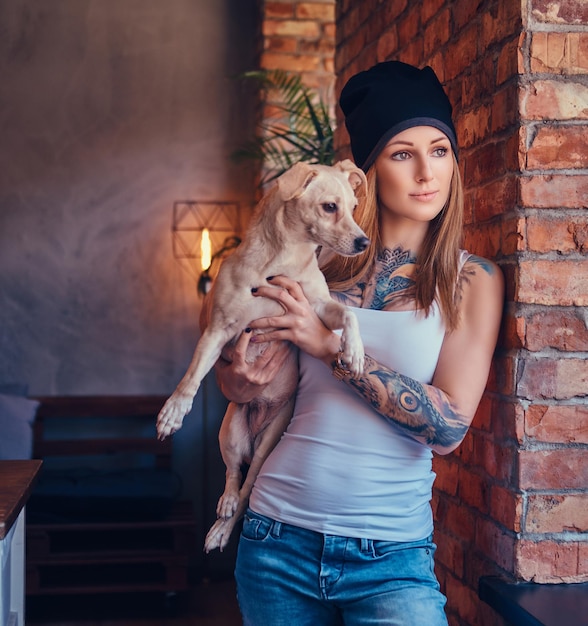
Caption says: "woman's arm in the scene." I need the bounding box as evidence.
[346,355,471,454]
[248,259,504,455]
[215,332,295,403]
[198,290,295,404]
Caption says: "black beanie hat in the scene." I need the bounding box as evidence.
[339,61,458,171]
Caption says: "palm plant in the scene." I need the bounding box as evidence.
[233,69,335,185]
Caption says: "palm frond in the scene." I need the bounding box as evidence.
[233,69,335,183]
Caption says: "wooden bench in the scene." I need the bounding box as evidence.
[26,396,197,597]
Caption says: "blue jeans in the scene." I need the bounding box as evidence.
[235,509,448,626]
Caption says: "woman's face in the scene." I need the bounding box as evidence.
[374,125,454,227]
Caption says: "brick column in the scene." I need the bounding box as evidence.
[510,0,588,584]
[259,1,335,125]
[261,1,335,86]
[255,1,335,182]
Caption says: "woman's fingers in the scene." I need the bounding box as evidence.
[232,327,254,361]
[239,338,294,386]
[248,277,312,331]
[245,275,338,360]
[232,327,293,371]
[252,276,305,307]
[265,275,305,300]
[257,340,296,376]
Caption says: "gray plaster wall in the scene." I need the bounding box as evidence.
[0,0,259,572]
[0,0,258,396]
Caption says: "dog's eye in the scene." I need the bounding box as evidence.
[322,202,338,214]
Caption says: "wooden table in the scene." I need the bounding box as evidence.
[0,460,42,626]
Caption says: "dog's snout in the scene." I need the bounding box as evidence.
[354,236,370,253]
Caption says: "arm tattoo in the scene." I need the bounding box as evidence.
[346,355,469,449]
[330,247,486,448]
[455,255,496,306]
[468,255,496,275]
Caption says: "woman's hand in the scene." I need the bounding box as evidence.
[215,329,294,404]
[248,276,340,363]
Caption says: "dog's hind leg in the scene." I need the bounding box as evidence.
[204,396,295,553]
[216,401,252,520]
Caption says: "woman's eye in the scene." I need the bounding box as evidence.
[322,202,337,213]
[433,147,449,157]
[391,151,411,161]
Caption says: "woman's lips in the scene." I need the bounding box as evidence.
[411,191,439,202]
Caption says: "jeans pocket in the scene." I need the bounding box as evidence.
[373,536,438,583]
[241,509,273,541]
[373,535,434,557]
[374,537,435,558]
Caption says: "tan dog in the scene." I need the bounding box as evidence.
[156,160,368,551]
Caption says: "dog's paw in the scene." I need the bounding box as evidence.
[156,394,193,440]
[204,518,235,553]
[216,491,239,520]
[341,338,365,377]
[347,352,365,377]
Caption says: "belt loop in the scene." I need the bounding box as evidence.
[360,538,373,554]
[270,520,283,538]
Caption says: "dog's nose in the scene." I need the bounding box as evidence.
[354,236,370,252]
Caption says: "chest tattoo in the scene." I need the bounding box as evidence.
[332,246,418,310]
[371,248,416,308]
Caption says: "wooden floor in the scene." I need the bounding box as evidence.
[26,578,242,626]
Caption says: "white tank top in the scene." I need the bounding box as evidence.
[249,298,447,542]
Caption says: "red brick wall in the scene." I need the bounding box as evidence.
[261,1,335,81]
[256,1,335,183]
[259,1,588,624]
[510,0,588,587]
[259,1,335,126]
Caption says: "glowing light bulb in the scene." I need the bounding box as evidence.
[201,228,212,271]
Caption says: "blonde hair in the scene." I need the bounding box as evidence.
[321,152,464,330]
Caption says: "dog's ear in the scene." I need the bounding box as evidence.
[347,169,367,195]
[277,162,318,200]
[333,159,357,173]
[333,160,367,197]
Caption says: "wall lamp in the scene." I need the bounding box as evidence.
[172,201,241,296]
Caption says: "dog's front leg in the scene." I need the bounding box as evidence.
[315,300,365,376]
[156,326,233,439]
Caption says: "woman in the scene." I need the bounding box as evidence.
[215,61,504,625]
